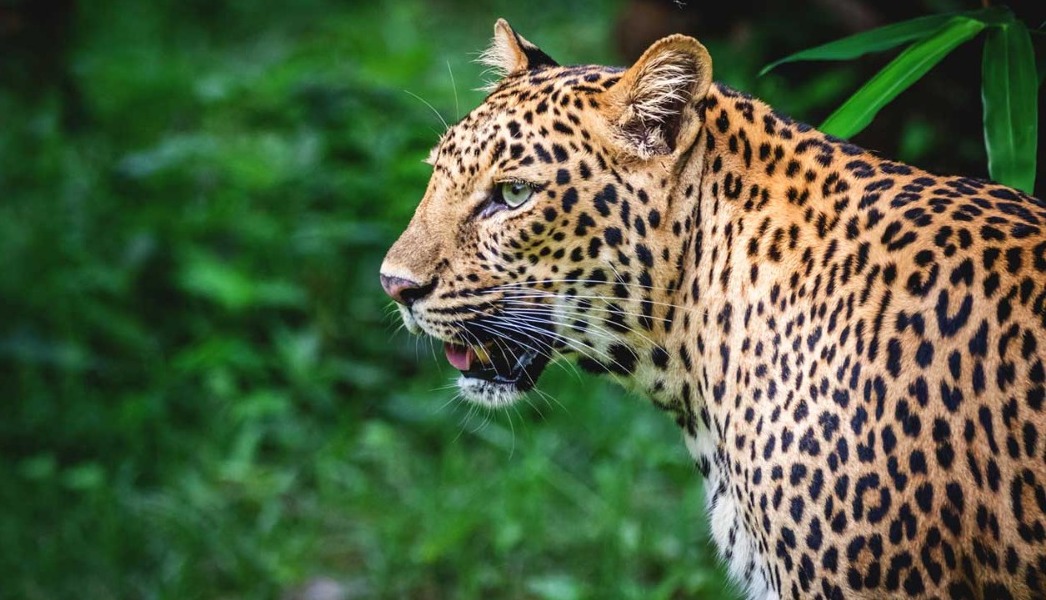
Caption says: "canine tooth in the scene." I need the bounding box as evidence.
[474,346,492,363]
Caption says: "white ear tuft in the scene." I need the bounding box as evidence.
[604,35,713,159]
[477,20,519,81]
[477,19,558,91]
[625,51,698,126]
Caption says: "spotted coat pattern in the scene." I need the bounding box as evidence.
[381,23,1046,600]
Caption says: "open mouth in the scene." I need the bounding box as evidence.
[442,337,551,391]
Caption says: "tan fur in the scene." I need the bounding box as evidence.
[382,22,1046,600]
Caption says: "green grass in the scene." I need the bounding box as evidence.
[1,0,738,597]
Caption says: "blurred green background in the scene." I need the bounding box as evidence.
[2,0,1039,598]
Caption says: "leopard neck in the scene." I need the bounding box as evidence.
[635,83,865,427]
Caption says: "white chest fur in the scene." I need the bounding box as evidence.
[684,429,779,600]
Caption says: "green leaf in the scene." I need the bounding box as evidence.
[820,16,986,139]
[760,13,956,76]
[982,21,1038,193]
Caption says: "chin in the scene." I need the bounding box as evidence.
[456,375,528,408]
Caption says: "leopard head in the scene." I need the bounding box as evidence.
[380,19,713,407]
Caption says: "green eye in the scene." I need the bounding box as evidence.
[497,181,534,208]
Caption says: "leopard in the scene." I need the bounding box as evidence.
[379,18,1046,600]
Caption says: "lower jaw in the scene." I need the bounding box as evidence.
[457,375,527,408]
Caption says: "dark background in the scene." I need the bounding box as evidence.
[2,0,1041,598]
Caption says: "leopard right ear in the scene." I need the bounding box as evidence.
[602,34,713,160]
[478,19,558,85]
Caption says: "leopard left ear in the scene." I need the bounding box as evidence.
[479,19,559,83]
[603,34,713,159]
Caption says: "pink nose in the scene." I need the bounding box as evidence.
[380,274,433,306]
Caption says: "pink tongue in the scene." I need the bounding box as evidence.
[444,342,474,371]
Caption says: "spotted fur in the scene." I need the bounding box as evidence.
[381,20,1046,600]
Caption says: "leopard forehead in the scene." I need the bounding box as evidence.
[429,65,623,174]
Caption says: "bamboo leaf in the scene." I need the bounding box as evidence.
[982,22,1038,193]
[761,14,955,76]
[820,17,985,139]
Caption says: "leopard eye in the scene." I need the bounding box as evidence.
[495,181,534,208]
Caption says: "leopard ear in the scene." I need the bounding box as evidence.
[479,19,558,84]
[603,34,713,159]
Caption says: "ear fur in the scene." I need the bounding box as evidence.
[478,19,558,89]
[603,34,713,159]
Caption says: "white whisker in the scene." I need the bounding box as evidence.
[403,89,449,131]
[495,305,661,352]
[473,313,635,377]
[499,291,686,311]
[492,277,676,293]
[502,298,673,324]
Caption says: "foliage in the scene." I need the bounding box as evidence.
[981,18,1040,194]
[765,6,1042,193]
[0,0,736,598]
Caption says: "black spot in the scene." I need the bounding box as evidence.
[587,237,602,259]
[940,382,963,412]
[551,143,568,163]
[636,244,654,268]
[950,258,974,286]
[981,225,1006,242]
[534,144,553,163]
[823,547,838,572]
[915,483,933,513]
[1005,247,1023,273]
[592,184,617,217]
[648,209,661,229]
[935,290,973,337]
[552,121,573,135]
[790,463,808,485]
[716,110,730,133]
[561,188,579,212]
[574,212,596,235]
[886,339,902,377]
[915,341,934,368]
[790,496,805,522]
[651,346,669,369]
[946,482,965,514]
[969,320,989,356]
[606,344,637,375]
